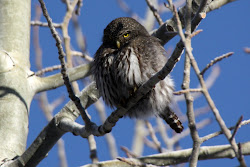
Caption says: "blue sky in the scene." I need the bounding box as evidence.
[29,0,250,166]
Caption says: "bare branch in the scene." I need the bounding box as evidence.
[174,66,220,102]
[33,6,68,166]
[167,0,246,165]
[9,82,99,167]
[71,51,93,62]
[167,0,203,165]
[94,100,118,159]
[35,65,62,76]
[87,135,98,163]
[238,143,247,166]
[57,139,68,167]
[38,0,93,129]
[200,52,234,75]
[33,63,92,93]
[171,118,211,145]
[145,0,164,25]
[120,147,138,158]
[31,21,62,28]
[230,116,243,141]
[152,0,235,45]
[155,118,172,150]
[81,141,250,167]
[132,120,146,156]
[207,0,236,12]
[75,0,83,15]
[174,88,202,95]
[190,29,203,38]
[145,121,162,153]
[201,119,250,142]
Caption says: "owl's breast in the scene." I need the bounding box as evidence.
[114,48,143,87]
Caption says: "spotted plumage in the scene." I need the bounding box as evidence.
[93,17,183,133]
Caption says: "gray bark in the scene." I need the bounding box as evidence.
[0,0,32,161]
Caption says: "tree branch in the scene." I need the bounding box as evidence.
[81,141,250,167]
[38,0,94,129]
[32,63,92,93]
[30,21,62,28]
[152,0,234,45]
[200,52,234,75]
[145,0,164,25]
[8,82,99,167]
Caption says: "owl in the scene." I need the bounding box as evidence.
[93,17,183,133]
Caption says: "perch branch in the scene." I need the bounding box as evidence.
[9,83,99,167]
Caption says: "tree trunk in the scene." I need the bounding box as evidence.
[0,0,32,161]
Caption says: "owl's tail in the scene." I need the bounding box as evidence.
[159,107,184,133]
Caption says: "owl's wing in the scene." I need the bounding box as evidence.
[113,36,168,93]
[93,46,120,107]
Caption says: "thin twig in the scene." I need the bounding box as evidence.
[132,120,146,156]
[171,118,211,146]
[174,88,202,95]
[75,0,83,15]
[145,121,162,153]
[33,6,68,167]
[153,0,233,45]
[155,118,172,150]
[71,51,93,62]
[145,0,164,25]
[168,0,246,165]
[190,29,203,38]
[201,119,250,142]
[200,52,234,75]
[230,116,243,141]
[38,0,92,129]
[144,137,159,150]
[31,21,62,28]
[57,139,68,167]
[88,135,98,163]
[35,65,61,76]
[62,0,99,162]
[120,146,138,158]
[168,0,202,165]
[94,100,118,159]
[174,66,220,102]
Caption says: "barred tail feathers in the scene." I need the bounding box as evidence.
[160,107,184,133]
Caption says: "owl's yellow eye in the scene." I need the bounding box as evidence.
[123,33,129,38]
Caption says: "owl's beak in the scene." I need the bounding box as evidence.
[116,41,120,49]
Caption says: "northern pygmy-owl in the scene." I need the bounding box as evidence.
[93,17,183,133]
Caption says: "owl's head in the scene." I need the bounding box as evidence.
[103,17,149,49]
